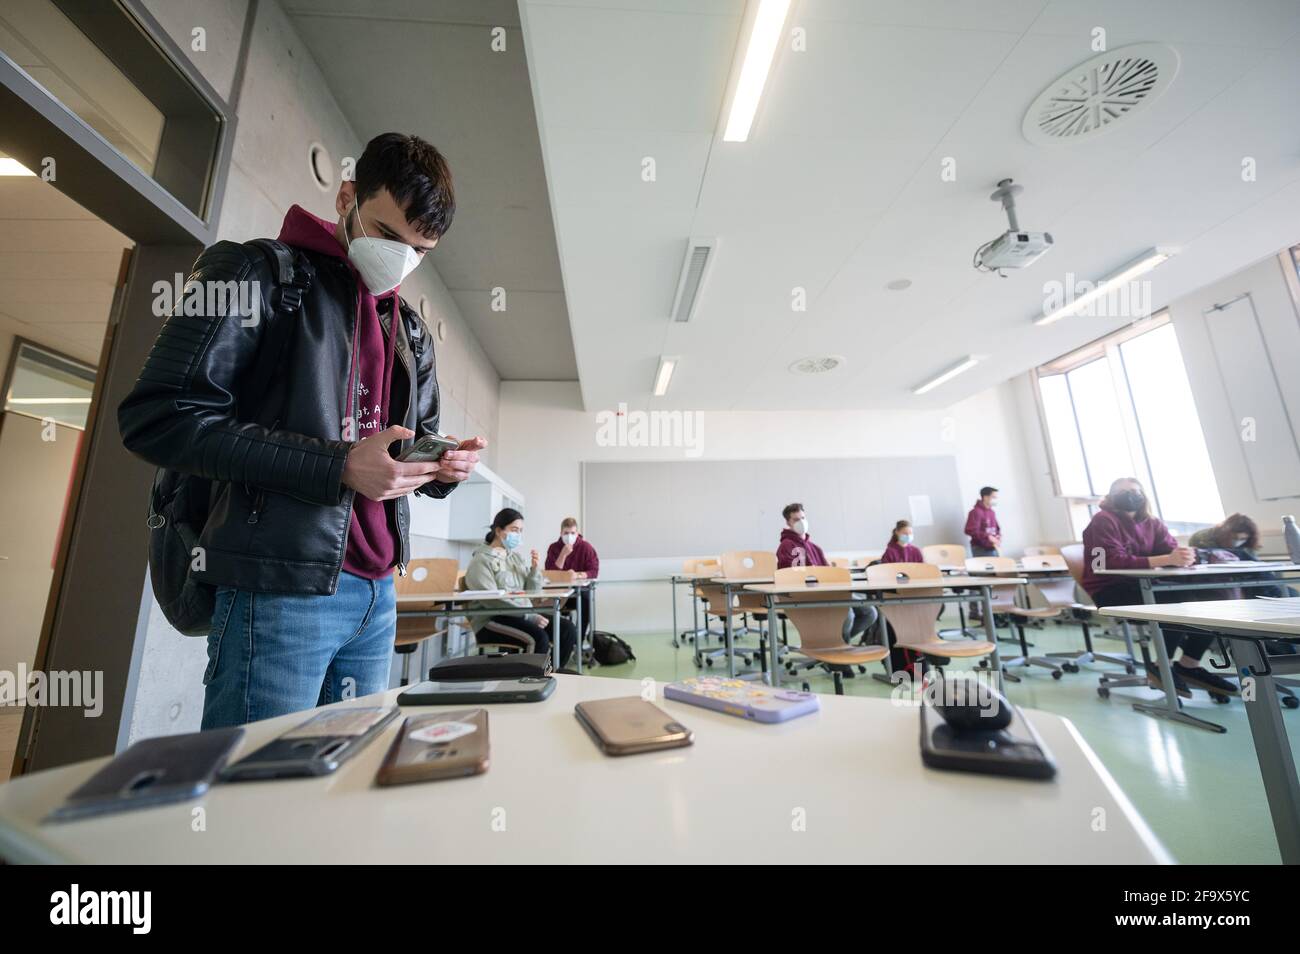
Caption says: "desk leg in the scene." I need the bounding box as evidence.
[574,590,584,674]
[671,578,680,648]
[1130,579,1225,733]
[1234,638,1300,864]
[552,599,562,671]
[767,595,780,687]
[724,582,735,678]
[871,597,894,686]
[981,588,1004,694]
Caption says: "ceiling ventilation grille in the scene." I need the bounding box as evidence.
[671,237,716,322]
[789,356,842,375]
[1023,43,1179,145]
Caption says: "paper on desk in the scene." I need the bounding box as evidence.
[457,589,506,597]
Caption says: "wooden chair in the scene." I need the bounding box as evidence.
[1021,554,1133,672]
[1060,544,1145,696]
[680,557,724,649]
[773,566,886,694]
[922,543,973,634]
[692,551,774,670]
[1023,545,1061,557]
[964,556,1064,680]
[830,557,852,568]
[454,563,530,656]
[865,562,997,676]
[393,558,460,684]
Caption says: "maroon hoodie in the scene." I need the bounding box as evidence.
[776,528,828,569]
[277,205,400,580]
[881,541,923,563]
[964,500,1000,550]
[1080,503,1177,597]
[545,534,600,578]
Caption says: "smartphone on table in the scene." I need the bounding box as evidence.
[221,706,398,781]
[376,709,489,786]
[574,697,694,756]
[396,433,459,463]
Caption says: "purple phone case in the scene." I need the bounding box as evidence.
[663,678,820,723]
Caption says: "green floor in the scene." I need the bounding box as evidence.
[588,614,1293,864]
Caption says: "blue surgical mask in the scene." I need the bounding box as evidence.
[503,531,522,550]
[898,534,913,545]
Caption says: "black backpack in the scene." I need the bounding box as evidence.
[591,631,636,666]
[145,239,310,636]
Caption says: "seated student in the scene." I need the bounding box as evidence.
[1188,513,1260,558]
[545,517,598,636]
[880,520,923,563]
[465,508,577,667]
[1081,477,1237,698]
[775,502,877,642]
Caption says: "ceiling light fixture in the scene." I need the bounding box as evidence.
[0,158,36,176]
[913,356,978,395]
[1034,247,1176,326]
[722,0,791,142]
[653,355,678,397]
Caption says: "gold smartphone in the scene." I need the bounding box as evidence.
[574,697,694,756]
[375,709,489,785]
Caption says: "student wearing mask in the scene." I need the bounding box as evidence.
[466,508,577,666]
[881,520,923,563]
[1188,513,1260,557]
[118,133,485,729]
[964,486,1002,556]
[1081,478,1238,698]
[776,503,876,642]
[546,517,599,636]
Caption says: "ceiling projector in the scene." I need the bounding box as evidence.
[974,178,1053,275]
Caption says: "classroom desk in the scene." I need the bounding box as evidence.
[668,571,724,649]
[0,674,1170,864]
[1099,599,1300,864]
[396,589,574,672]
[744,577,1027,687]
[542,578,598,666]
[1094,563,1300,732]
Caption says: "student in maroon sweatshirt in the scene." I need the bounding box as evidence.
[1082,477,1237,698]
[964,486,1002,557]
[880,520,923,563]
[546,517,599,636]
[775,503,876,642]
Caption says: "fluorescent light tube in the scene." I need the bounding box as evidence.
[653,356,678,397]
[722,0,790,142]
[1035,247,1176,327]
[0,158,35,176]
[913,356,978,395]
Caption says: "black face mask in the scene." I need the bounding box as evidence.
[1113,491,1144,513]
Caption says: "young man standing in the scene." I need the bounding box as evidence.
[119,133,485,729]
[775,503,876,642]
[965,486,1002,557]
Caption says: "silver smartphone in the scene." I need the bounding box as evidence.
[397,433,458,463]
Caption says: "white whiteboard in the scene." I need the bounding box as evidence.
[581,456,964,560]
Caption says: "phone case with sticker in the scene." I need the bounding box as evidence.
[376,709,490,785]
[663,677,820,723]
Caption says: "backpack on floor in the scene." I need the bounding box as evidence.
[146,239,310,636]
[591,631,636,666]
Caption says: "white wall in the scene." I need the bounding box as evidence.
[497,379,1042,634]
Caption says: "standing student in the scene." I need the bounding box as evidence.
[118,133,485,729]
[964,486,1002,556]
[546,517,599,636]
[1081,478,1237,698]
[775,503,876,642]
[880,520,923,563]
[466,508,577,667]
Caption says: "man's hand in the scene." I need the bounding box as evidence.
[532,614,550,629]
[433,436,486,485]
[342,426,442,502]
[530,548,540,569]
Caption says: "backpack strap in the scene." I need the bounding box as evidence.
[246,238,312,314]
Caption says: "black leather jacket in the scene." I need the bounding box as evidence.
[118,240,455,595]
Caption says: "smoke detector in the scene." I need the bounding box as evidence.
[1023,43,1179,145]
[789,356,843,375]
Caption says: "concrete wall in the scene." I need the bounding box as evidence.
[124,0,501,744]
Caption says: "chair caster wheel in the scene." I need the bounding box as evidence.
[1062,662,1079,673]
[1210,692,1230,705]
[802,682,811,693]
[1283,695,1300,710]
[704,658,713,667]
[857,666,866,674]
[1051,670,1063,680]
[1097,686,1110,699]
[1125,664,1136,675]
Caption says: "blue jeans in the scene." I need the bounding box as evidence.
[201,571,396,729]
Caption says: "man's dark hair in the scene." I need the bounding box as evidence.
[355,133,455,238]
[979,486,998,498]
[782,503,804,521]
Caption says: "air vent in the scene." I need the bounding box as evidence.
[1023,43,1179,145]
[789,356,843,375]
[670,237,717,322]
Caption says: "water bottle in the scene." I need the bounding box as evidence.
[1284,515,1300,564]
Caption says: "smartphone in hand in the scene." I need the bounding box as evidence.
[397,433,458,463]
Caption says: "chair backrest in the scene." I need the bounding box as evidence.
[1059,543,1094,608]
[865,562,942,649]
[543,568,576,583]
[964,556,1018,609]
[721,550,777,579]
[829,556,851,568]
[774,565,851,586]
[1024,545,1061,557]
[683,556,720,574]
[922,543,965,567]
[1020,553,1067,571]
[395,558,460,597]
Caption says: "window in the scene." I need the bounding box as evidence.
[3,340,96,429]
[1034,313,1223,535]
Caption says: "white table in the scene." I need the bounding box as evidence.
[1095,563,1300,732]
[397,588,574,671]
[1100,599,1300,864]
[0,674,1170,864]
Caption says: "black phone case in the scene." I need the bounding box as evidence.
[221,708,398,781]
[426,652,553,681]
[397,676,556,706]
[919,700,1057,780]
[47,727,245,822]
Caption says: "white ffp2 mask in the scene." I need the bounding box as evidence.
[345,204,421,294]
[561,533,577,546]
